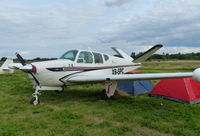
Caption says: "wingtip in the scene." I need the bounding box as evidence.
[154,44,163,48]
[111,47,117,49]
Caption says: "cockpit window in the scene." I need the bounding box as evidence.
[93,52,103,63]
[60,50,78,61]
[103,54,109,61]
[77,51,93,63]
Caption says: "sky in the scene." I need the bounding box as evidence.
[0,0,200,58]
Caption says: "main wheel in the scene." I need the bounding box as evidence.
[55,90,64,93]
[100,89,109,100]
[30,96,40,105]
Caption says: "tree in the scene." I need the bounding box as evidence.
[1,57,7,61]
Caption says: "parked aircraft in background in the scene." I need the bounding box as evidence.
[5,45,200,105]
[0,58,14,74]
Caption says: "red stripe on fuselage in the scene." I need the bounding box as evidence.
[62,64,140,71]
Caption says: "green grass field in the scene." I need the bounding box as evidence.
[0,60,200,136]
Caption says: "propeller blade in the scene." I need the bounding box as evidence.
[15,52,26,66]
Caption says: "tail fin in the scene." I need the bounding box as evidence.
[0,58,14,74]
[134,44,163,63]
[112,47,133,61]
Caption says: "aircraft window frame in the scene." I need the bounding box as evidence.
[93,52,103,64]
[60,50,78,61]
[77,51,93,63]
[103,54,109,61]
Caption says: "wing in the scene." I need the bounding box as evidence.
[67,72,193,83]
[1,58,13,69]
[0,58,14,73]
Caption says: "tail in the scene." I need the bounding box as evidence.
[0,58,14,74]
[134,44,163,63]
[112,47,133,61]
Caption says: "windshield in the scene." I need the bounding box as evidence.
[60,50,78,61]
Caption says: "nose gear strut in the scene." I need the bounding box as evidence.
[30,86,41,105]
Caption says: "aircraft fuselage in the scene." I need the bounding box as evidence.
[30,50,140,91]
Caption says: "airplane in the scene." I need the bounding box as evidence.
[7,44,200,105]
[0,58,14,74]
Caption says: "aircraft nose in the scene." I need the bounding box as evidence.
[19,64,37,73]
[31,65,37,73]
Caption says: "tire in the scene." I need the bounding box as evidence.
[100,89,109,100]
[30,96,40,105]
[55,90,64,93]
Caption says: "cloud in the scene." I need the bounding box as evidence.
[0,0,199,58]
[105,0,138,7]
[18,51,30,55]
[162,46,200,54]
[100,0,200,48]
[0,0,106,58]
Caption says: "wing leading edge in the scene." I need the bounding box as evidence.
[67,72,193,83]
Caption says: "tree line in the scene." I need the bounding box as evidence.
[131,52,200,60]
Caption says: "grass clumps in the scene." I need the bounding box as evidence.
[110,125,133,136]
[0,60,200,135]
[52,109,83,125]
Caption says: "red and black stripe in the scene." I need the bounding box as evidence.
[47,64,141,72]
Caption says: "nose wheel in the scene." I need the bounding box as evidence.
[30,87,41,105]
[30,95,40,105]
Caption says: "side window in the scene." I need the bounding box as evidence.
[103,54,109,61]
[77,51,93,63]
[93,52,103,63]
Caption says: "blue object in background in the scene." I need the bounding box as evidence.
[117,80,153,96]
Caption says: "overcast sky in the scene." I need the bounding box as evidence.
[0,0,200,58]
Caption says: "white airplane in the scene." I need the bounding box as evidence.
[0,58,14,74]
[9,45,200,105]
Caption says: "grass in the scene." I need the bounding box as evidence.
[0,60,200,136]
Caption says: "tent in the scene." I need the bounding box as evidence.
[117,80,153,95]
[117,71,153,96]
[150,77,200,104]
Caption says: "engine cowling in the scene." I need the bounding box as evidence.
[192,68,200,82]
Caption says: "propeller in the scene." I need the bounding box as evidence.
[15,52,26,66]
[15,52,40,85]
[15,52,33,72]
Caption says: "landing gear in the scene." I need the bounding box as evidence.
[29,86,64,105]
[30,87,41,105]
[30,95,40,105]
[100,89,110,100]
[100,81,117,100]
